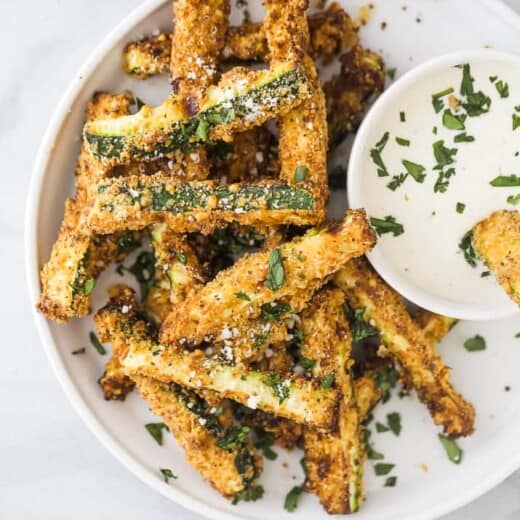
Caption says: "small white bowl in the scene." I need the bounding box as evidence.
[348,49,520,321]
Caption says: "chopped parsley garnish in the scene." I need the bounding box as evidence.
[160,468,177,482]
[145,422,169,446]
[458,63,491,116]
[370,132,391,177]
[374,463,395,476]
[364,430,384,460]
[507,193,520,205]
[346,307,378,342]
[71,347,86,355]
[454,132,475,143]
[481,271,491,277]
[370,215,404,237]
[433,140,457,193]
[490,174,520,187]
[294,165,309,183]
[431,87,454,113]
[216,425,250,451]
[89,331,106,355]
[458,230,478,267]
[515,332,520,338]
[299,357,316,370]
[265,248,285,291]
[387,412,401,436]
[232,486,264,505]
[284,485,304,512]
[234,291,251,301]
[459,63,474,96]
[399,111,406,122]
[387,173,408,191]
[134,96,145,111]
[456,202,466,214]
[387,67,397,80]
[376,422,390,433]
[438,435,462,464]
[464,334,486,352]
[263,373,290,403]
[254,429,278,460]
[513,113,520,131]
[385,476,397,487]
[402,159,426,183]
[320,372,335,389]
[71,277,95,296]
[493,79,509,98]
[395,136,410,146]
[260,302,291,322]
[442,109,466,130]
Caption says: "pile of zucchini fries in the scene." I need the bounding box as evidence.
[37,0,474,514]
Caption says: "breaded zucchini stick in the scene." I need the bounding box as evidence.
[85,63,311,167]
[300,288,364,514]
[335,258,475,437]
[264,0,329,218]
[413,309,458,345]
[88,174,319,235]
[96,288,339,429]
[169,0,230,181]
[123,3,357,78]
[95,290,262,498]
[324,45,385,147]
[160,210,376,346]
[473,210,520,307]
[37,93,142,322]
[354,372,382,419]
[133,376,263,498]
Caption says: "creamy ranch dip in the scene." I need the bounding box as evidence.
[354,57,519,307]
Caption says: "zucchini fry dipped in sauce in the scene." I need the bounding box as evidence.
[88,174,319,235]
[264,0,329,219]
[473,210,520,307]
[96,288,339,429]
[95,287,263,499]
[37,93,142,322]
[85,63,311,167]
[300,288,364,514]
[123,3,358,78]
[335,258,475,438]
[160,210,376,347]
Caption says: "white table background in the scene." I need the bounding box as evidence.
[2,0,520,518]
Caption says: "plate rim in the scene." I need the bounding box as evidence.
[24,1,520,519]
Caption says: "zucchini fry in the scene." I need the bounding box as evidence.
[354,372,382,420]
[98,354,136,401]
[123,3,357,78]
[37,93,142,322]
[264,0,329,218]
[324,45,385,147]
[85,63,311,167]
[300,288,364,514]
[413,309,458,345]
[88,174,319,235]
[334,258,475,437]
[133,376,263,499]
[160,210,376,347]
[95,288,339,429]
[473,209,520,307]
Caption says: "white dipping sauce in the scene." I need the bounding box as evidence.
[354,56,519,308]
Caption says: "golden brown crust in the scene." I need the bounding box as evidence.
[473,210,520,306]
[98,356,135,401]
[335,258,475,437]
[160,210,376,347]
[301,288,364,514]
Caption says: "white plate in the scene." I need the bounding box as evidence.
[25,1,520,519]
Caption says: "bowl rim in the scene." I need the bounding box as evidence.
[347,47,520,322]
[24,1,520,519]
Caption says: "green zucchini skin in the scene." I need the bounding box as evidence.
[89,174,318,234]
[85,67,310,166]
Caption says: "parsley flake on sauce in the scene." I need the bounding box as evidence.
[370,132,391,177]
[458,230,478,267]
[402,159,426,183]
[370,216,404,237]
[490,174,520,187]
[464,334,486,352]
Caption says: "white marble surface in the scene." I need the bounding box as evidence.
[3,0,520,518]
